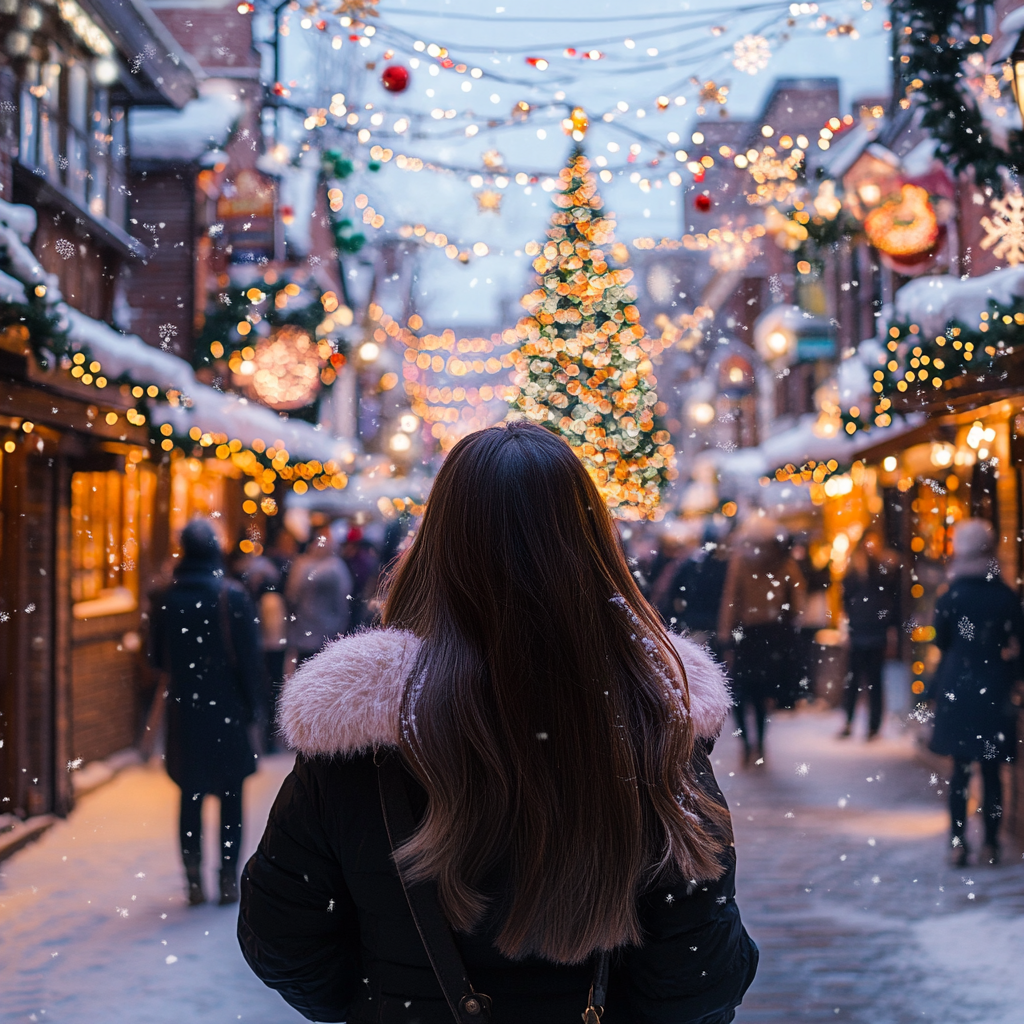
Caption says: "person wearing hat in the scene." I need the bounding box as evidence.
[149,519,263,904]
[928,518,1023,866]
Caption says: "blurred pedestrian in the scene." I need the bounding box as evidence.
[239,422,757,1022]
[265,527,298,591]
[285,521,353,672]
[646,520,698,623]
[342,525,381,629]
[663,521,731,648]
[233,546,287,752]
[149,519,262,906]
[839,529,900,740]
[719,518,805,766]
[928,519,1023,866]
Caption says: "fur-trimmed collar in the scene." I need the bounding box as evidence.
[280,628,733,757]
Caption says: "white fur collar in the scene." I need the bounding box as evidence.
[280,628,733,757]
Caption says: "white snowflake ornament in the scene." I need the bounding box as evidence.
[979,188,1024,267]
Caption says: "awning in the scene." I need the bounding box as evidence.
[0,198,357,467]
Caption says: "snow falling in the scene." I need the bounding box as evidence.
[5,1,1024,1022]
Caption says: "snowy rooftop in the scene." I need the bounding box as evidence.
[894,268,1024,338]
[0,199,354,464]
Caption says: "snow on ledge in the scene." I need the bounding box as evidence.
[130,80,244,162]
[0,198,353,465]
[894,268,1024,338]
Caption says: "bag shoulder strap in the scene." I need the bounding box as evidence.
[377,752,492,1023]
[378,750,610,1024]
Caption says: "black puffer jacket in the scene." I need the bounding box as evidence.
[238,629,758,1024]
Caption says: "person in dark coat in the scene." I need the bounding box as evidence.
[285,522,353,671]
[150,519,262,906]
[238,423,756,1024]
[839,530,899,740]
[928,518,1023,866]
[718,517,805,765]
[663,527,730,648]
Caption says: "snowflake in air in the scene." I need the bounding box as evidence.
[54,238,75,260]
[979,188,1024,267]
[158,323,179,351]
[958,616,975,640]
[795,762,810,776]
[732,34,771,75]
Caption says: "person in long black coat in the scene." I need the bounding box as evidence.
[928,518,1023,866]
[237,630,757,1024]
[150,519,263,905]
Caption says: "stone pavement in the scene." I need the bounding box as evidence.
[4,712,1024,1023]
[721,705,1024,1024]
[0,754,305,1024]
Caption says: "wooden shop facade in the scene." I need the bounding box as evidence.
[0,0,196,824]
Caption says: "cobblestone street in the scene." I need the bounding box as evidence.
[0,755,305,1024]
[4,711,1024,1023]
[722,707,1024,1024]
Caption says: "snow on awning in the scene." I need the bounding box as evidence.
[0,198,355,467]
[129,80,244,163]
[288,467,433,515]
[713,412,927,497]
[63,307,195,394]
[0,269,26,304]
[151,392,356,466]
[894,267,1024,337]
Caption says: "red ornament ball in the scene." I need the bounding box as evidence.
[381,65,410,93]
[694,193,712,213]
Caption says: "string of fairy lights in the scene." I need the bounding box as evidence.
[257,0,879,194]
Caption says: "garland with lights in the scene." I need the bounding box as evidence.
[891,0,1024,189]
[0,231,350,515]
[322,149,367,254]
[194,273,338,368]
[506,147,675,520]
[837,298,1024,435]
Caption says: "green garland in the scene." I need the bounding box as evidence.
[840,297,1022,434]
[194,275,331,368]
[891,0,1024,189]
[0,294,69,369]
[323,149,365,255]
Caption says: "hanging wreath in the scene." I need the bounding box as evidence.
[863,184,940,257]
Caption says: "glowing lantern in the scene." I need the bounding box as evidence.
[864,184,939,257]
[249,325,322,410]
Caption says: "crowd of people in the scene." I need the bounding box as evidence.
[146,512,410,905]
[638,511,1024,868]
[146,495,1024,908]
[637,513,889,764]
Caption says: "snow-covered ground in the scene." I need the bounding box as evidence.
[0,755,303,1024]
[721,708,1024,1024]
[7,711,1024,1023]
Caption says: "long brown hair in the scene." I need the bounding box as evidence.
[382,422,728,963]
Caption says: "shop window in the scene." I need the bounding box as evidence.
[17,51,127,229]
[70,462,154,618]
[169,456,237,548]
[910,479,962,562]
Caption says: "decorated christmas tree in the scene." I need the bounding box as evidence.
[509,148,675,520]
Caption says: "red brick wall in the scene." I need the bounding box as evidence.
[151,2,259,73]
[124,169,195,360]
